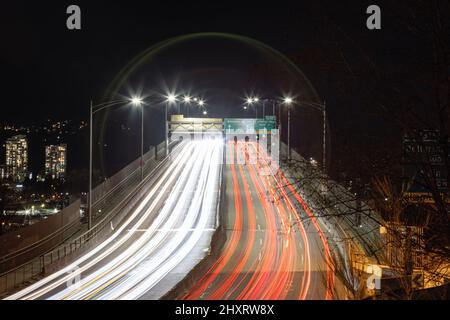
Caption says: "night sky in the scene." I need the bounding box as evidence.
[0,1,417,120]
[0,1,439,179]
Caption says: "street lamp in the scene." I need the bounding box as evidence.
[131,97,145,181]
[88,97,142,230]
[245,97,258,118]
[182,95,192,116]
[284,97,293,104]
[167,94,177,103]
[131,97,143,106]
[165,94,178,156]
[283,97,294,160]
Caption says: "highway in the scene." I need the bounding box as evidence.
[181,140,335,300]
[5,139,223,300]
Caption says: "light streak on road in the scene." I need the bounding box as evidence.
[6,136,335,300]
[252,141,335,299]
[6,139,223,300]
[183,140,320,300]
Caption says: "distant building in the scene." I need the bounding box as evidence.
[45,144,67,179]
[0,165,6,180]
[5,135,28,182]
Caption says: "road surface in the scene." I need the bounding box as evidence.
[5,139,223,300]
[181,140,335,300]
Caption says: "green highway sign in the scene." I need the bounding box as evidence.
[224,118,277,133]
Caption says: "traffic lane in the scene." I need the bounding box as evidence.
[184,143,248,299]
[42,141,197,299]
[200,158,264,299]
[53,141,217,300]
[249,141,331,300]
[96,140,222,300]
[184,141,309,300]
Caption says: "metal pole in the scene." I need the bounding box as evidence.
[323,101,327,173]
[272,101,275,116]
[88,100,93,230]
[165,103,169,157]
[278,102,282,126]
[141,104,144,181]
[287,105,291,161]
[262,100,266,118]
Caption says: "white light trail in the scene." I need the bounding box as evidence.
[5,142,193,300]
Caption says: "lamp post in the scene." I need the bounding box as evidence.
[183,95,192,117]
[298,100,327,172]
[280,97,327,170]
[88,97,142,230]
[253,97,277,119]
[254,97,260,118]
[245,97,258,118]
[262,99,266,118]
[165,94,177,156]
[283,97,293,160]
[197,99,206,116]
[130,97,145,181]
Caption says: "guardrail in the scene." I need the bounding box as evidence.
[0,140,178,297]
[0,200,81,273]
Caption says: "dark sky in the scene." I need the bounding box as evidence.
[0,0,413,122]
[0,1,437,178]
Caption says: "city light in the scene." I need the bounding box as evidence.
[2,3,445,305]
[130,97,143,106]
[245,97,259,104]
[283,97,293,105]
[166,94,177,103]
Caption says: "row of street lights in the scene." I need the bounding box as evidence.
[87,92,326,230]
[167,94,207,116]
[87,92,208,229]
[243,95,326,169]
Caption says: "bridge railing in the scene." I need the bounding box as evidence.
[0,140,178,297]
